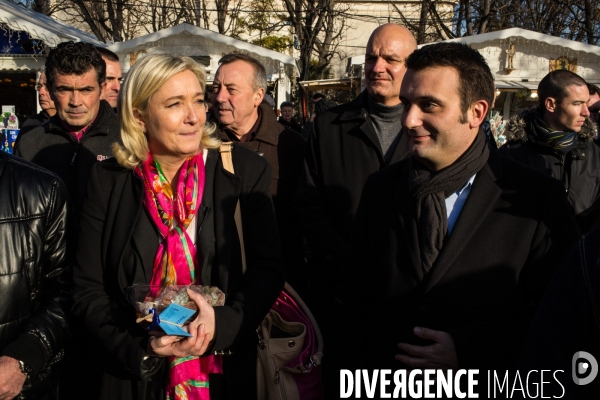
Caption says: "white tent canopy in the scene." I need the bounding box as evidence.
[441,28,600,120]
[0,0,103,48]
[346,28,600,69]
[444,28,600,56]
[108,23,297,104]
[347,28,600,95]
[107,23,298,77]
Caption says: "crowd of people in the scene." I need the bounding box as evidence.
[1,22,600,400]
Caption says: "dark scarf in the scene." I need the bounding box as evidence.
[409,130,490,274]
[529,112,578,154]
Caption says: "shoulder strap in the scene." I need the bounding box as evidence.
[219,142,247,273]
[221,142,324,359]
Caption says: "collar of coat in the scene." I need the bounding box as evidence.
[339,90,372,122]
[504,106,595,144]
[43,99,117,139]
[211,101,284,146]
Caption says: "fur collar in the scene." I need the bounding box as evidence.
[505,106,595,143]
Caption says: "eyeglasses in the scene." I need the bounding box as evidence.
[34,83,47,91]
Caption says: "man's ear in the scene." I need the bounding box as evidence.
[133,109,147,133]
[545,97,557,113]
[468,100,489,129]
[254,87,265,107]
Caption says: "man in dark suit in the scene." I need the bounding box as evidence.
[334,42,578,392]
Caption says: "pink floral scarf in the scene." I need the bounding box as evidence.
[135,152,222,400]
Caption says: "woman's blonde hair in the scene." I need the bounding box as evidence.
[113,54,221,168]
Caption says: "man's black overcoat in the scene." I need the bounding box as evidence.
[334,150,578,373]
[296,90,409,266]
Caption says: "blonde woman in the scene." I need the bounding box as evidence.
[72,54,284,400]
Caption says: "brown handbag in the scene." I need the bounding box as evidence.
[219,143,324,400]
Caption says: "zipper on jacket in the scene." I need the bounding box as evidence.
[70,139,81,166]
[67,117,108,167]
[557,154,569,193]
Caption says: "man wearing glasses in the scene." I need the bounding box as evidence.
[20,68,56,135]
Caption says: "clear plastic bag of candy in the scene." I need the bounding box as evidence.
[128,285,225,327]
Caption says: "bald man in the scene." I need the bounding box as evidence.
[297,23,416,287]
[295,23,417,394]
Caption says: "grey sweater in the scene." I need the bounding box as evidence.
[368,95,403,163]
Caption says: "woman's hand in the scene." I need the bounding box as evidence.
[147,288,216,358]
[148,323,210,358]
[187,288,216,344]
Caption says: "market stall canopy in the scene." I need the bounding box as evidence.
[347,28,600,68]
[443,28,600,56]
[0,0,103,48]
[107,23,299,77]
[495,80,539,91]
[442,28,600,85]
[346,27,600,91]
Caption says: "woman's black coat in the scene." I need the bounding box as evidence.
[72,146,285,400]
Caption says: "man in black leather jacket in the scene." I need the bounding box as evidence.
[0,151,71,399]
